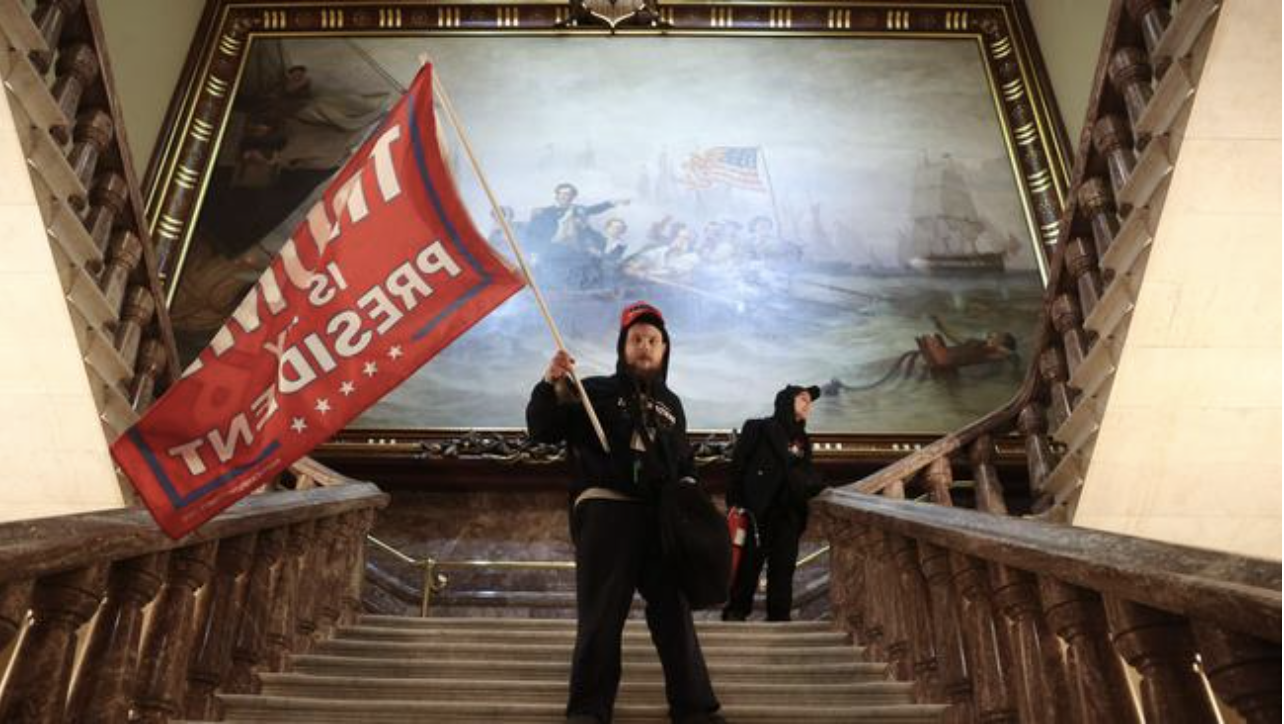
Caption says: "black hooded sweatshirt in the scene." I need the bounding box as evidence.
[726,385,823,519]
[526,317,696,504]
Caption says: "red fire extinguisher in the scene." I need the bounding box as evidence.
[727,507,751,582]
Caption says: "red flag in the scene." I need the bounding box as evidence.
[112,65,525,538]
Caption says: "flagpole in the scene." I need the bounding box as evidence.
[420,56,611,453]
[757,146,787,242]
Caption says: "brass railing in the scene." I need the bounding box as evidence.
[367,535,831,616]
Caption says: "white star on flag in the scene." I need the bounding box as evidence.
[315,398,331,414]
[340,381,356,396]
[388,345,404,359]
[363,361,378,377]
[290,417,307,433]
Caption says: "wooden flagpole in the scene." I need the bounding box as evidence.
[419,56,611,453]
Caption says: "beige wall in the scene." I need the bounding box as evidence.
[96,0,206,176]
[0,90,128,522]
[1073,1,1282,561]
[1023,0,1112,144]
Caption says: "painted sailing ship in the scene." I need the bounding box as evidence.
[898,155,1010,275]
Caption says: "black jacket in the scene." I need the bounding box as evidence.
[527,373,695,503]
[726,389,824,520]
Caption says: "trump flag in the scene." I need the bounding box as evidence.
[112,65,525,539]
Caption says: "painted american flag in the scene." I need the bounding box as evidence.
[681,146,767,192]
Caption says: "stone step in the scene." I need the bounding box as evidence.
[358,614,832,634]
[314,638,863,665]
[214,695,947,723]
[336,623,852,647]
[258,673,918,707]
[290,653,890,684]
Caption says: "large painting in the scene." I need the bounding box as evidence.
[156,8,1066,435]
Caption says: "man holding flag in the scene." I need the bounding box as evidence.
[528,302,725,724]
[112,64,525,539]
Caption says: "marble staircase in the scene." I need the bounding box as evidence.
[192,615,947,723]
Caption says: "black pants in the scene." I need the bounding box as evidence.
[723,507,802,621]
[567,499,720,723]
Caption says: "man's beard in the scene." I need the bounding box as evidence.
[626,359,662,383]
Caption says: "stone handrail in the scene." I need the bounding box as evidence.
[841,0,1220,520]
[0,480,389,722]
[817,487,1280,723]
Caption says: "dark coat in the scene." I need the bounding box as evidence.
[525,309,694,503]
[526,372,695,503]
[726,388,824,522]
[526,310,729,608]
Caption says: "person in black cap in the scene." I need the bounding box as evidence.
[722,384,827,622]
[527,301,724,724]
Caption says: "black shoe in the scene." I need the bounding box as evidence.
[720,610,746,622]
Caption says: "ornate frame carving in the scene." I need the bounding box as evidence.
[142,0,1071,455]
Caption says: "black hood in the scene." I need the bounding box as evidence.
[615,303,670,386]
[773,384,820,432]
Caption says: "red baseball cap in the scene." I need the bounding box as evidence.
[620,301,665,331]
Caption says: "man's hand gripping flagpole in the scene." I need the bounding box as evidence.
[421,53,611,453]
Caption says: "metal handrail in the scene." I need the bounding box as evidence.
[367,535,833,616]
[796,544,830,569]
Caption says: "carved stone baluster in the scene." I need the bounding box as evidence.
[228,528,288,695]
[129,339,168,409]
[314,518,348,640]
[132,542,218,724]
[341,509,375,625]
[991,566,1068,724]
[875,525,912,681]
[83,173,129,257]
[184,533,257,720]
[0,565,107,723]
[1125,0,1172,61]
[1017,404,1054,493]
[1039,578,1140,724]
[294,517,336,652]
[266,520,313,671]
[855,525,885,660]
[1065,239,1105,321]
[1039,347,1075,434]
[64,553,166,724]
[1192,622,1282,724]
[1093,115,1138,201]
[827,522,866,644]
[0,580,32,651]
[918,542,972,723]
[1050,294,1088,375]
[1109,47,1155,132]
[891,535,940,702]
[924,457,954,506]
[1077,177,1120,261]
[950,553,1016,722]
[49,43,98,143]
[29,0,84,73]
[98,230,143,316]
[67,109,114,193]
[969,434,1007,515]
[115,287,155,370]
[1105,599,1220,723]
